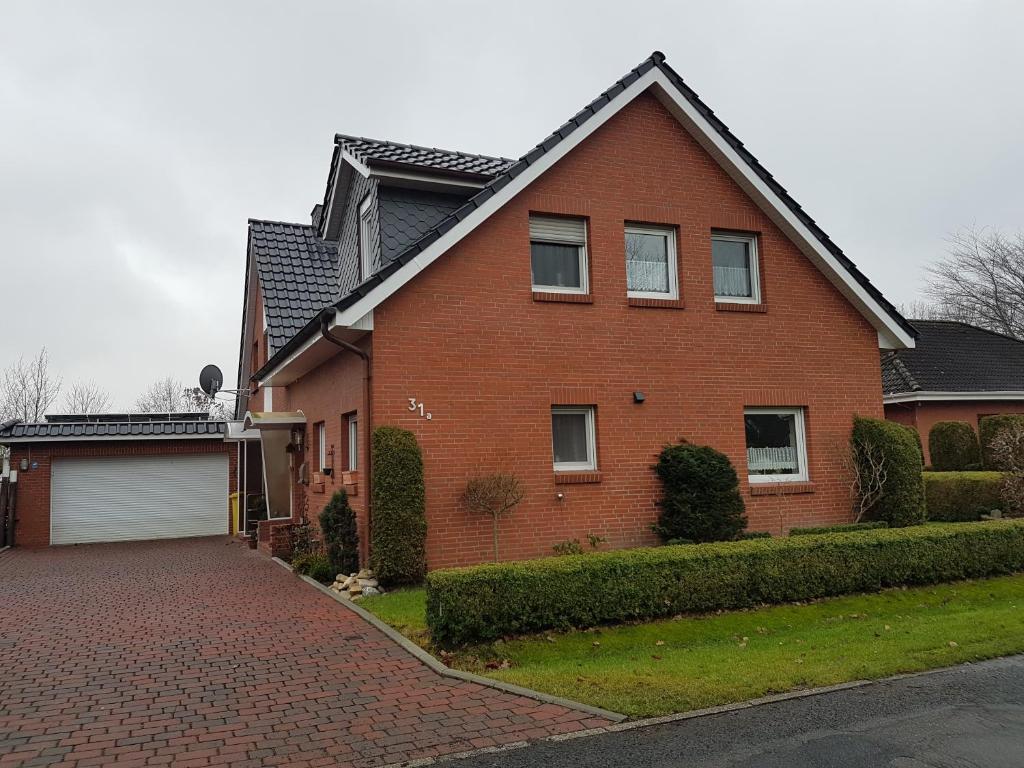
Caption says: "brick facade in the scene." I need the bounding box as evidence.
[271,93,887,570]
[885,400,1024,465]
[9,440,235,548]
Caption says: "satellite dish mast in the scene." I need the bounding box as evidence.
[199,364,224,398]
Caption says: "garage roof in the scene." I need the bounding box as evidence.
[0,414,227,443]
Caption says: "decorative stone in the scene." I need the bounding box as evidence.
[340,576,356,589]
[357,578,378,588]
[348,582,363,595]
[357,568,373,579]
[362,586,382,597]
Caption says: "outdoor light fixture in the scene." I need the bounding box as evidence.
[633,391,646,403]
[20,458,28,471]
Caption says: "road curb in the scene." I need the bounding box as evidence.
[270,556,626,723]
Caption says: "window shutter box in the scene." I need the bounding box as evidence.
[529,215,586,244]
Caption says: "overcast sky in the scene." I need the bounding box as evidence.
[1,1,1021,410]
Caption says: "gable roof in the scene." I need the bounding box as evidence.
[249,219,338,356]
[882,320,1024,398]
[256,50,916,384]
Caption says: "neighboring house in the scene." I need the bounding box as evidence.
[882,320,1024,464]
[236,51,916,569]
[0,414,238,547]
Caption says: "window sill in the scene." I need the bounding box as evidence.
[533,291,593,304]
[749,481,815,496]
[628,297,684,309]
[716,301,767,313]
[554,470,602,484]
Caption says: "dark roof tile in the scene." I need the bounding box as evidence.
[881,320,1024,394]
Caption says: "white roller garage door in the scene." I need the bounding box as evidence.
[51,454,229,545]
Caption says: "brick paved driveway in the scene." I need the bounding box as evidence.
[0,538,610,767]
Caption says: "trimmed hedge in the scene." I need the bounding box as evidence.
[851,417,925,527]
[789,521,888,536]
[923,471,1005,522]
[370,426,427,585]
[980,414,1024,470]
[425,521,1024,646]
[928,421,982,471]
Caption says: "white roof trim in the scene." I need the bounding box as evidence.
[884,391,1024,404]
[260,66,913,382]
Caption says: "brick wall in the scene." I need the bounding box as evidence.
[885,400,1024,465]
[9,439,235,547]
[285,92,888,569]
[281,339,369,562]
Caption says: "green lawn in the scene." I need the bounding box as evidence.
[361,575,1024,717]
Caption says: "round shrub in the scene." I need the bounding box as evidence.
[320,490,360,577]
[653,442,747,543]
[371,426,426,585]
[980,415,1024,470]
[851,417,925,527]
[928,421,981,471]
[292,552,333,583]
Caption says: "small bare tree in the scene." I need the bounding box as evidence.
[1,348,62,422]
[925,228,1024,340]
[989,423,1024,516]
[62,381,112,414]
[843,436,888,522]
[461,473,525,562]
[133,376,187,413]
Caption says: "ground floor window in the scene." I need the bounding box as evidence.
[744,407,808,482]
[551,406,596,471]
[315,421,327,472]
[345,413,358,471]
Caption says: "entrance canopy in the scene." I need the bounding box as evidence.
[242,411,305,520]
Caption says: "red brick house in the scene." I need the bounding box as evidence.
[883,320,1024,465]
[236,51,917,569]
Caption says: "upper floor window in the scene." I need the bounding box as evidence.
[744,407,808,483]
[359,197,373,281]
[551,406,597,471]
[712,232,760,303]
[626,224,678,299]
[530,215,588,294]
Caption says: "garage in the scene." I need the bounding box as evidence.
[51,453,229,545]
[0,413,235,547]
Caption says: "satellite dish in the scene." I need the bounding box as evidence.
[199,364,224,397]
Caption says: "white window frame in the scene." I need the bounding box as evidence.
[551,406,597,472]
[347,414,358,472]
[316,422,327,473]
[744,407,809,484]
[625,223,679,299]
[712,232,761,304]
[359,196,373,282]
[529,215,589,295]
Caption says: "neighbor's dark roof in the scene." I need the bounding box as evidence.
[881,320,1024,395]
[256,50,916,380]
[0,416,226,442]
[337,135,515,178]
[249,219,338,355]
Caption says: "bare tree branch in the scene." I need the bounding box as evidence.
[843,437,888,522]
[1,348,62,422]
[461,473,525,562]
[62,381,112,414]
[924,227,1024,339]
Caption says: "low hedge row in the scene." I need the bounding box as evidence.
[789,521,888,536]
[425,521,1024,646]
[923,471,1005,521]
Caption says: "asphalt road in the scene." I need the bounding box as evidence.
[454,655,1024,767]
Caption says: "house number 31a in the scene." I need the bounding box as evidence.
[408,398,432,420]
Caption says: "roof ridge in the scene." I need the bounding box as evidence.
[335,134,515,164]
[883,351,920,392]
[248,217,316,229]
